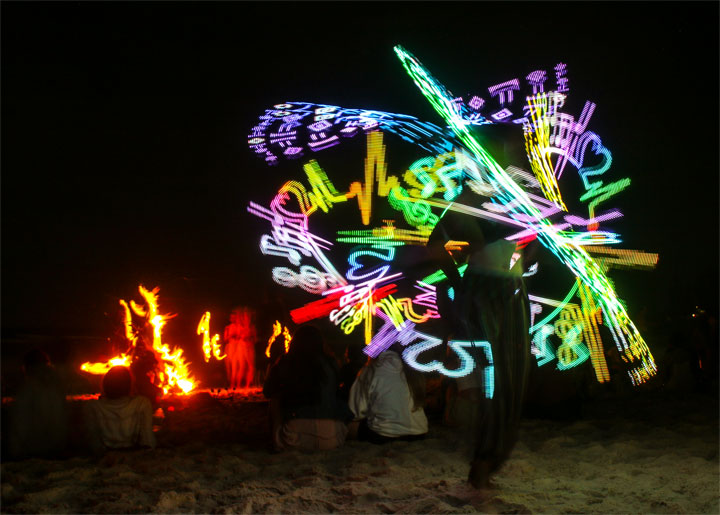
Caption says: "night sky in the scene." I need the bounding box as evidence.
[2,1,718,342]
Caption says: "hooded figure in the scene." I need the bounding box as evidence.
[428,124,532,488]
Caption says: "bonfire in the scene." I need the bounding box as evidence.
[80,285,195,396]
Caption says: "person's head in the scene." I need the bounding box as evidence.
[103,366,133,399]
[345,343,368,366]
[22,349,52,376]
[288,325,324,359]
[229,307,243,324]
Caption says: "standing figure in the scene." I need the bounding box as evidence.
[224,307,257,389]
[428,181,531,489]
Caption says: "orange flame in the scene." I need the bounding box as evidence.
[265,320,292,358]
[79,285,196,396]
[283,326,292,353]
[198,311,225,362]
[80,353,133,375]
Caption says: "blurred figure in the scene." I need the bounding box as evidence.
[348,343,428,444]
[443,342,487,432]
[5,349,69,460]
[427,179,531,489]
[85,366,155,453]
[224,307,257,389]
[263,325,351,451]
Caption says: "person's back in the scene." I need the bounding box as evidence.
[349,348,428,442]
[6,349,69,460]
[86,366,155,451]
[263,325,350,451]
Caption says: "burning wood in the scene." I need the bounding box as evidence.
[79,285,195,396]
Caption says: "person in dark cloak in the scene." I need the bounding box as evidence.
[5,349,69,460]
[263,325,352,451]
[427,184,531,488]
[427,123,532,488]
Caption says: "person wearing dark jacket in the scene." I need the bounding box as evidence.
[263,325,351,451]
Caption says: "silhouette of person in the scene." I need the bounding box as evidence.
[224,307,257,389]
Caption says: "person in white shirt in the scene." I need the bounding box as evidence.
[85,366,156,452]
[349,344,428,443]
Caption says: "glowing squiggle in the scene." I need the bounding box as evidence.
[393,45,656,383]
[524,92,567,210]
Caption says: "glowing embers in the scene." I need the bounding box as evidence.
[80,285,195,395]
[265,320,292,358]
[198,312,226,362]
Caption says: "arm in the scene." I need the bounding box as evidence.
[348,367,370,420]
[136,397,156,449]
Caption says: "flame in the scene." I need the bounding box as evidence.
[198,311,225,362]
[283,326,292,353]
[137,286,194,395]
[80,352,133,375]
[265,320,292,358]
[79,285,196,396]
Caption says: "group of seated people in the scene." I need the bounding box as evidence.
[263,325,428,451]
[4,350,156,460]
[5,324,429,459]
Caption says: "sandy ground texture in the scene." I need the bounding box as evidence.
[1,389,718,514]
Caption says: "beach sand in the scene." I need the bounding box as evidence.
[1,386,717,514]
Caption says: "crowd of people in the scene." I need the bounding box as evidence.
[2,326,435,460]
[3,305,715,491]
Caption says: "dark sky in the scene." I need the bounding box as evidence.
[2,1,718,338]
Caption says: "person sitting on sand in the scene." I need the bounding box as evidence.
[338,343,369,402]
[348,343,428,444]
[5,349,69,460]
[85,366,156,452]
[263,325,351,451]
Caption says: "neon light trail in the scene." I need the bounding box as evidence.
[246,47,659,393]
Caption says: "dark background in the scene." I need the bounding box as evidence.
[2,2,718,371]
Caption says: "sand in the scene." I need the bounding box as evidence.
[1,387,717,514]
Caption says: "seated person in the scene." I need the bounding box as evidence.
[338,343,368,402]
[5,349,69,460]
[349,343,428,443]
[263,325,351,451]
[85,366,156,452]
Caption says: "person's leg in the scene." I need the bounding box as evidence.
[469,275,529,487]
[268,396,284,451]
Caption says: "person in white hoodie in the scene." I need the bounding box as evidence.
[349,343,428,443]
[85,366,156,452]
